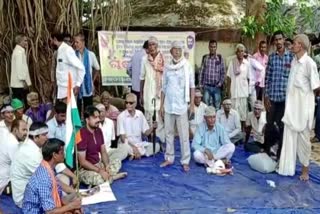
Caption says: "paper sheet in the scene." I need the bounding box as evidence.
[80,182,116,205]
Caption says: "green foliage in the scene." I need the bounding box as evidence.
[240,0,316,40]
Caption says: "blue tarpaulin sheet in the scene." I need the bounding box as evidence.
[1,144,320,214]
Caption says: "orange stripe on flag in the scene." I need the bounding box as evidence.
[67,72,72,102]
[75,131,82,144]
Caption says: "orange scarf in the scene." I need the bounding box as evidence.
[41,160,62,207]
[148,52,164,97]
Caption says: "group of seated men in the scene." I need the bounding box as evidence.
[0,86,267,212]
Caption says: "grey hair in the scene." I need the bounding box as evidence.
[15,34,26,45]
[125,93,137,102]
[235,43,246,51]
[294,34,310,50]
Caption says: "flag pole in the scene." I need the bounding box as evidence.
[73,126,80,195]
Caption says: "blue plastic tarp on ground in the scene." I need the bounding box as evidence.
[1,144,320,214]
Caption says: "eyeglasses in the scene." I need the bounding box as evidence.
[125,101,134,105]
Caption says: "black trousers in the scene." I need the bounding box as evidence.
[77,96,93,118]
[11,87,29,105]
[255,86,264,101]
[264,101,285,159]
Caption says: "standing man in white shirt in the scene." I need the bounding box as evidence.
[216,99,242,144]
[74,33,101,115]
[96,103,128,161]
[278,34,320,181]
[51,33,85,102]
[10,34,32,104]
[160,41,195,172]
[189,89,207,138]
[227,44,251,129]
[127,41,148,111]
[0,119,28,195]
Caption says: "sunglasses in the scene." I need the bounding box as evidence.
[125,101,134,105]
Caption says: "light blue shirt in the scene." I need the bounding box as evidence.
[192,122,231,154]
[162,60,195,115]
[127,49,146,92]
[46,117,66,143]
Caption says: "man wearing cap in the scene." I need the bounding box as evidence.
[160,41,195,172]
[217,99,243,144]
[11,122,76,207]
[244,100,267,153]
[0,104,15,132]
[278,34,320,181]
[140,36,165,143]
[189,89,207,138]
[96,103,128,161]
[227,44,251,129]
[0,119,28,195]
[192,106,235,169]
[11,98,32,128]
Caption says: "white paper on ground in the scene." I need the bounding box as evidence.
[80,182,117,205]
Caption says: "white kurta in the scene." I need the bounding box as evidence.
[190,102,207,134]
[0,131,19,195]
[278,53,320,176]
[56,42,85,99]
[246,111,267,144]
[10,45,31,88]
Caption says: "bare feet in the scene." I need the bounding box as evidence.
[113,172,128,181]
[160,160,173,168]
[299,166,309,181]
[182,164,190,172]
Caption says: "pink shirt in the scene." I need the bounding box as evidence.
[253,52,268,87]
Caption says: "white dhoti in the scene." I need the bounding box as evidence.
[118,141,160,157]
[278,126,311,176]
[193,143,235,167]
[231,97,248,121]
[145,110,165,143]
[164,111,190,165]
[57,86,67,99]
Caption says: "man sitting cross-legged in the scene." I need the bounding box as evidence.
[117,93,160,159]
[192,106,235,174]
[77,106,127,187]
[22,138,82,214]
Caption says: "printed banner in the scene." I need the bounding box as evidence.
[98,31,196,86]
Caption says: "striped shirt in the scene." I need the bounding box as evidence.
[265,51,294,102]
[22,164,62,213]
[199,54,225,87]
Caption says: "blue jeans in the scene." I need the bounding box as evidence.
[203,85,221,109]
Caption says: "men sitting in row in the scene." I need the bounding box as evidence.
[77,106,127,186]
[0,119,28,195]
[11,98,33,127]
[192,106,235,171]
[10,122,76,207]
[23,138,82,213]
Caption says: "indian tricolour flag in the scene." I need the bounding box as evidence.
[65,72,82,168]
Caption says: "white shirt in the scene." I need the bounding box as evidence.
[56,42,85,99]
[0,120,9,131]
[128,49,146,92]
[189,102,207,133]
[11,139,42,207]
[227,58,250,98]
[282,53,320,132]
[162,59,195,115]
[99,117,115,151]
[216,109,241,139]
[77,50,100,97]
[117,110,149,144]
[47,117,66,142]
[10,45,31,88]
[0,131,19,194]
[246,111,267,144]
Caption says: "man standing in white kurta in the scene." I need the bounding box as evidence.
[160,41,195,172]
[227,44,250,129]
[140,36,165,143]
[51,33,85,101]
[278,34,320,181]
